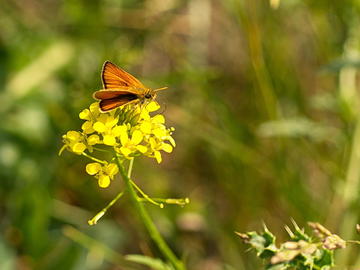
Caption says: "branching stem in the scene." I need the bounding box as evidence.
[115,156,185,270]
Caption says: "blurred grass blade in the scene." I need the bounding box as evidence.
[62,226,142,269]
[125,254,174,270]
[6,40,74,99]
[258,118,340,143]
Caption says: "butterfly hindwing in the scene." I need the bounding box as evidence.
[93,89,138,100]
[99,95,138,112]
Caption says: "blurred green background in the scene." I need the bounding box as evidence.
[1,0,360,269]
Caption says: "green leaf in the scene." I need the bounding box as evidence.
[125,254,173,270]
[263,227,277,246]
[314,249,334,268]
[289,221,311,242]
[246,231,277,259]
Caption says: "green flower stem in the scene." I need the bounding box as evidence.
[130,179,163,207]
[127,158,134,178]
[82,152,108,165]
[138,197,190,207]
[88,191,125,225]
[115,156,185,270]
[127,159,162,207]
[92,147,112,153]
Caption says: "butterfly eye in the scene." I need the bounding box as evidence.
[145,94,152,99]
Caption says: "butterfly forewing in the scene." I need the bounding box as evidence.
[95,61,166,112]
[102,61,145,90]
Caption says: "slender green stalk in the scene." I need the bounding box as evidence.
[115,156,185,270]
[93,147,113,153]
[138,197,190,206]
[130,179,163,207]
[82,152,108,165]
[127,159,162,207]
[127,158,134,178]
[88,191,125,225]
[231,0,278,120]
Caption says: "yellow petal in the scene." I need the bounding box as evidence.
[87,134,100,145]
[136,145,148,153]
[86,162,102,175]
[93,122,106,133]
[140,110,150,120]
[120,147,132,156]
[82,121,94,134]
[90,102,100,113]
[162,143,173,153]
[105,163,119,177]
[153,128,167,138]
[105,116,118,128]
[103,135,116,146]
[131,130,143,145]
[120,132,129,146]
[67,131,81,141]
[149,137,157,148]
[140,122,152,133]
[97,114,108,123]
[146,101,160,112]
[154,151,162,163]
[72,143,86,154]
[79,109,91,120]
[98,175,110,188]
[112,125,127,136]
[152,114,165,124]
[167,136,176,147]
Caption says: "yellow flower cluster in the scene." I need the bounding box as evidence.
[60,101,175,188]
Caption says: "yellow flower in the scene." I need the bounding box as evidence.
[118,129,146,158]
[79,103,102,134]
[88,134,100,145]
[61,131,87,155]
[82,121,95,134]
[79,108,91,120]
[85,162,119,188]
[147,137,174,163]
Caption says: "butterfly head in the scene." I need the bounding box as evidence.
[143,86,168,100]
[142,89,157,101]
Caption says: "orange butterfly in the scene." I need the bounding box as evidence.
[93,61,167,112]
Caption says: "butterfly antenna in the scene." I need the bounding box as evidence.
[153,86,168,92]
